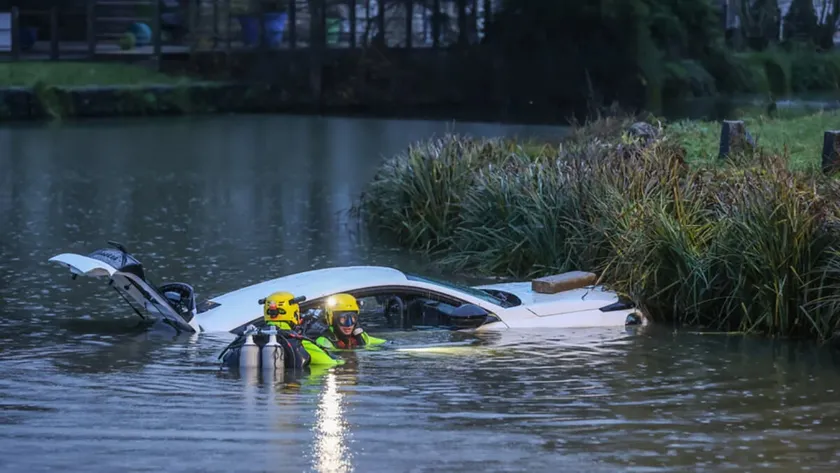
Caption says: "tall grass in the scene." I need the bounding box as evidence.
[356,112,840,342]
[355,134,543,251]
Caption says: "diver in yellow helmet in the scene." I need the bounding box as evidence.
[259,291,343,367]
[262,291,302,331]
[315,293,387,350]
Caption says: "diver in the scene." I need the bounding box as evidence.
[260,291,343,367]
[314,293,387,350]
[262,291,303,332]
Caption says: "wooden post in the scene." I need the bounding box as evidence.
[377,0,385,45]
[288,0,296,48]
[310,0,325,105]
[153,0,162,66]
[10,6,19,61]
[532,271,597,294]
[431,0,439,48]
[212,0,219,48]
[349,0,356,47]
[87,0,95,57]
[405,0,412,48]
[457,0,467,45]
[822,130,840,174]
[188,0,197,54]
[320,0,327,48]
[258,2,266,50]
[422,1,428,40]
[471,0,477,42]
[718,119,754,160]
[226,0,232,51]
[50,6,59,60]
[483,0,491,39]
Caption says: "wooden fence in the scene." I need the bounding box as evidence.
[0,0,499,61]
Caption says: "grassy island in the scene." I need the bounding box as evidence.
[355,108,840,343]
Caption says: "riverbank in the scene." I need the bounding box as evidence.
[0,81,303,120]
[354,109,840,343]
[0,63,287,120]
[5,48,840,124]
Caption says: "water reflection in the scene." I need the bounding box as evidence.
[313,371,352,473]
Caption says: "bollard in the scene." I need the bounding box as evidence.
[718,120,755,160]
[822,130,840,174]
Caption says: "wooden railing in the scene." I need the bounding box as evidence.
[0,7,62,60]
[0,0,498,61]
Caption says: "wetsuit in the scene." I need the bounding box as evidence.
[273,321,343,367]
[315,327,387,350]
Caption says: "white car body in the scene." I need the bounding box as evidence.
[47,243,646,335]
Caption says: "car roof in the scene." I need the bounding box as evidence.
[208,265,411,307]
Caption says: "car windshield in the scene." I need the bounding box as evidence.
[405,273,513,308]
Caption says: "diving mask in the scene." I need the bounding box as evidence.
[335,311,357,327]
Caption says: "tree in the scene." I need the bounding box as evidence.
[783,0,819,43]
[814,0,840,49]
[482,0,727,111]
[741,0,782,49]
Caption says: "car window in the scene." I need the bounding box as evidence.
[404,273,513,308]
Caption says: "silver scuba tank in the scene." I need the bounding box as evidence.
[239,330,260,370]
[260,325,285,372]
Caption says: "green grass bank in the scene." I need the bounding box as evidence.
[668,48,840,101]
[2,50,840,123]
[0,62,191,87]
[354,109,840,343]
[0,62,308,121]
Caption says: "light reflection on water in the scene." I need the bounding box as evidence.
[1,115,840,472]
[313,371,352,473]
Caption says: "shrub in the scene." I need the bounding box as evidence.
[356,111,840,342]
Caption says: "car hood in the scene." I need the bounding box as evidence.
[476,282,618,316]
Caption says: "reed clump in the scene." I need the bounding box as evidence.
[354,111,840,342]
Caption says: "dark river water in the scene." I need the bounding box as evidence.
[2,114,840,472]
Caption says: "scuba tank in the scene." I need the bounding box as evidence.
[217,322,342,371]
[260,325,285,371]
[239,328,260,370]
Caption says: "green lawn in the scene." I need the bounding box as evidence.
[668,108,840,171]
[0,62,191,87]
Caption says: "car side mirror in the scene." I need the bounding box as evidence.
[449,304,496,329]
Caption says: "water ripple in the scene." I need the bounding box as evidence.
[3,116,840,472]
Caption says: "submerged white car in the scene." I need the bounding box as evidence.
[47,241,646,335]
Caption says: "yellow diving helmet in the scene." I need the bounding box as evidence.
[259,291,303,329]
[325,293,360,329]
